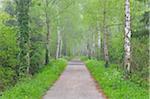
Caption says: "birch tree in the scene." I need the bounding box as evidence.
[103,1,109,67]
[56,5,61,59]
[124,0,131,73]
[96,19,101,59]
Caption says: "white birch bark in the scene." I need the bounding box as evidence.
[124,0,131,72]
[97,21,101,49]
[56,5,61,59]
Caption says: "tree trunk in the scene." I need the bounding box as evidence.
[87,42,91,59]
[97,21,101,60]
[56,26,61,59]
[62,34,67,56]
[44,0,50,65]
[124,0,131,73]
[97,22,101,49]
[92,31,96,57]
[16,0,31,75]
[103,28,109,67]
[59,39,63,57]
[103,2,109,67]
[56,6,61,59]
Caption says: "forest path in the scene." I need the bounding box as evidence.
[43,59,105,99]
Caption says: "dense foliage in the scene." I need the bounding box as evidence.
[0,12,18,92]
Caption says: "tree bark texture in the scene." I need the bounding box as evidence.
[124,0,131,73]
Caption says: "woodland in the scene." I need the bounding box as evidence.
[0,0,149,98]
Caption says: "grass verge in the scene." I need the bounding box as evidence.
[1,59,67,99]
[86,60,149,99]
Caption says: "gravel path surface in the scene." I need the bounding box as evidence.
[43,60,105,99]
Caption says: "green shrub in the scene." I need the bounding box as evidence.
[109,34,124,64]
[0,12,19,93]
[131,38,149,88]
[0,67,16,93]
[1,59,67,99]
[86,60,149,99]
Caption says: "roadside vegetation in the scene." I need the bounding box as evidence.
[1,59,67,99]
[85,59,149,99]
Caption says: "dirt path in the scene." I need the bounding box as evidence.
[43,60,105,99]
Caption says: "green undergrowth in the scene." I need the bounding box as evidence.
[1,59,67,99]
[80,56,89,61]
[86,60,149,99]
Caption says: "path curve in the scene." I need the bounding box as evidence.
[43,60,105,99]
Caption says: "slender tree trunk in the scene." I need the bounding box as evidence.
[56,26,61,59]
[16,0,31,75]
[92,31,96,57]
[124,0,131,73]
[44,0,50,65]
[59,39,62,57]
[103,1,109,67]
[97,21,101,49]
[87,42,91,59]
[56,6,61,59]
[63,34,67,56]
[97,21,101,59]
